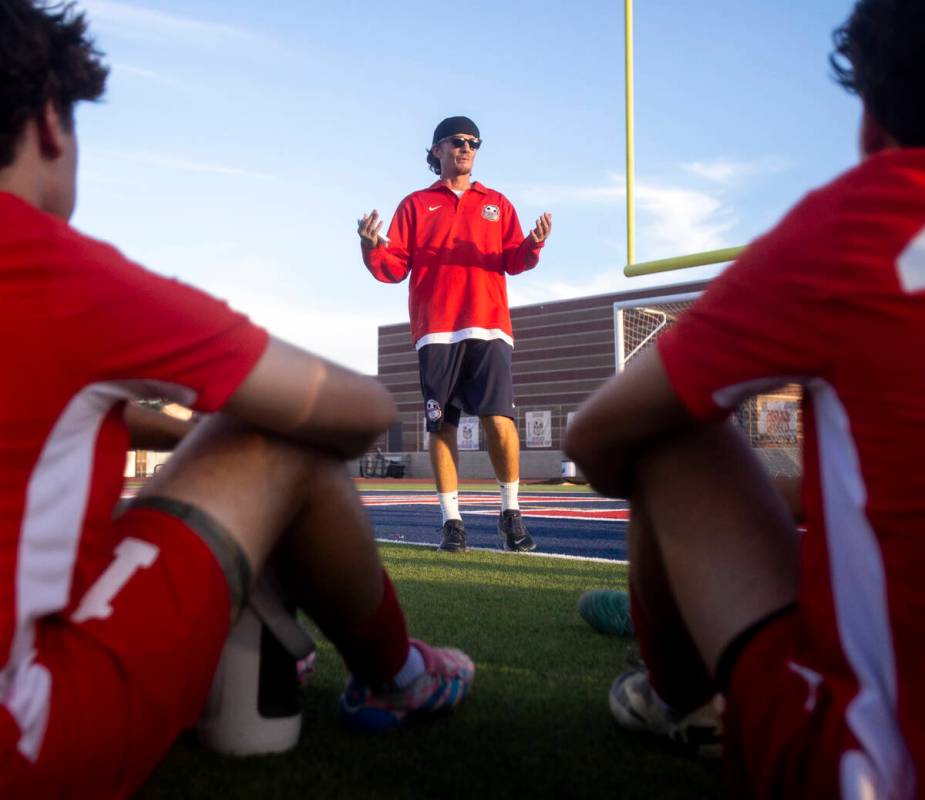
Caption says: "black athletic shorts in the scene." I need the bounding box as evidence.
[418,339,515,432]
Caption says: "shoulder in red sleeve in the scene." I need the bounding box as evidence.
[41,226,269,412]
[655,170,865,422]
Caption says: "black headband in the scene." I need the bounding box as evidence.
[432,116,480,144]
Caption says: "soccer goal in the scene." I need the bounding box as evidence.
[614,290,802,477]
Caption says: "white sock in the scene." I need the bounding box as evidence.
[438,491,460,523]
[392,643,426,689]
[499,480,520,512]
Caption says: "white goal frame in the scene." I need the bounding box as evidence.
[613,289,703,373]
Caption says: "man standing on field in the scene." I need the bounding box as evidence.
[359,116,552,553]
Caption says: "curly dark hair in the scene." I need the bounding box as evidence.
[831,0,925,146]
[0,0,108,167]
[426,147,441,175]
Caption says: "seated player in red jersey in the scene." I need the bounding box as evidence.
[566,1,925,797]
[0,3,473,797]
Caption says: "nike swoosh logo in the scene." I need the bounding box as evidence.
[428,205,442,212]
[788,661,823,711]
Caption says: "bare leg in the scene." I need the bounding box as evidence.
[274,457,385,631]
[138,415,387,644]
[481,415,519,483]
[633,422,800,674]
[628,497,715,711]
[429,423,459,493]
[135,413,474,724]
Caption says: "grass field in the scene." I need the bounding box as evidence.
[138,544,721,799]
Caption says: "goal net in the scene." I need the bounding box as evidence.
[614,292,801,477]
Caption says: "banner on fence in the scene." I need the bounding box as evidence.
[457,416,480,450]
[525,410,552,448]
[757,400,799,442]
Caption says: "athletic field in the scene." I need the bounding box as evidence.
[363,480,629,560]
[136,480,722,799]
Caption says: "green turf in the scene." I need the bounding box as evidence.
[138,545,721,800]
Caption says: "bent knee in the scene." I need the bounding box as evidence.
[140,415,348,509]
[562,426,587,464]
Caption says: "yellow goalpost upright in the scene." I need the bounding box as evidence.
[615,2,800,476]
[622,0,745,279]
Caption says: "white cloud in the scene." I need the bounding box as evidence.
[635,182,736,259]
[111,63,186,90]
[517,173,737,260]
[219,287,382,375]
[80,0,265,44]
[681,156,792,185]
[681,159,744,184]
[116,150,276,181]
[517,177,624,206]
[508,262,727,308]
[505,171,745,305]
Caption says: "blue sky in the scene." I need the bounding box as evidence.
[72,0,861,373]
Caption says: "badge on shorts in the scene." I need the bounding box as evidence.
[481,204,500,222]
[426,398,443,422]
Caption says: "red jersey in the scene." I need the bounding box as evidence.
[362,181,543,348]
[0,193,268,761]
[658,149,925,797]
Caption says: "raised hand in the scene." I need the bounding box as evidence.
[530,212,552,244]
[357,210,383,248]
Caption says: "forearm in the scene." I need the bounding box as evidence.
[564,397,645,499]
[564,350,694,498]
[567,439,637,499]
[774,474,803,523]
[223,338,397,460]
[570,396,805,515]
[284,365,396,459]
[124,403,193,450]
[362,242,410,283]
[504,237,542,275]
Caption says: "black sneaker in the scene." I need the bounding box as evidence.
[498,510,536,552]
[438,519,466,552]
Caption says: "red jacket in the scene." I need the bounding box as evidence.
[363,181,543,348]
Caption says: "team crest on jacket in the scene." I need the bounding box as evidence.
[426,398,443,422]
[481,204,500,222]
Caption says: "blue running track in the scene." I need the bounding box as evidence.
[362,490,629,561]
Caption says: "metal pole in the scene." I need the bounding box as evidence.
[625,0,636,267]
[614,307,626,373]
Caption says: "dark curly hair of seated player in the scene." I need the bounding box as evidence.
[830,0,925,147]
[0,0,109,168]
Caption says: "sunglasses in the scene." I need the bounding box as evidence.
[441,136,482,150]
